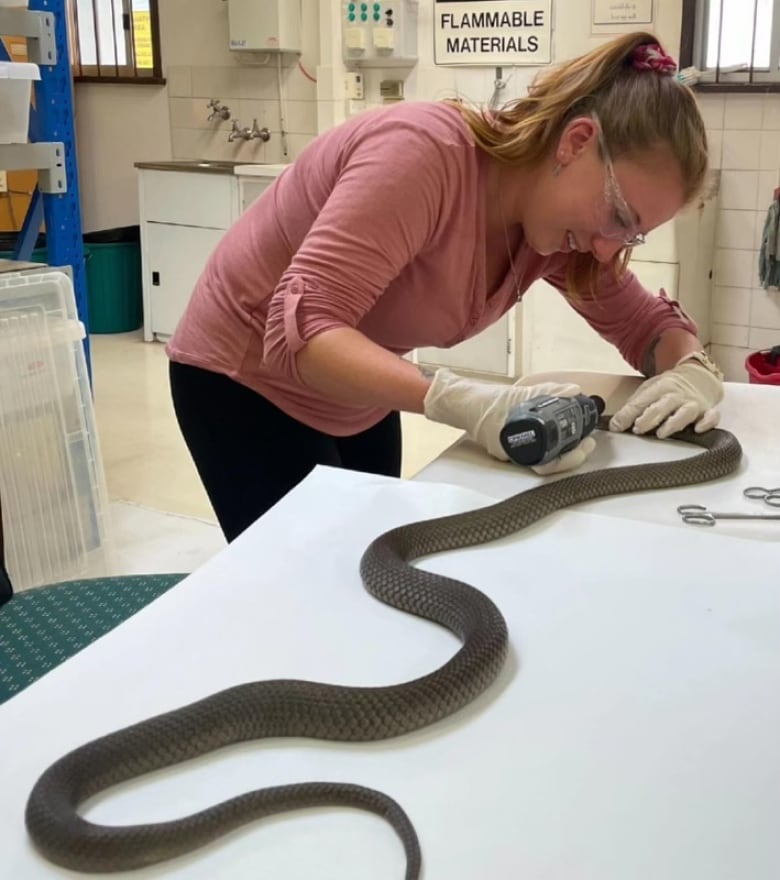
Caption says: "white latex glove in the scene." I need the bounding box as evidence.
[609,355,724,439]
[423,368,597,475]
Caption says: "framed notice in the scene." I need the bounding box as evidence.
[592,0,653,26]
[434,0,553,66]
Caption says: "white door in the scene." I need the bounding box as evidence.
[415,310,514,377]
[629,260,680,301]
[520,279,640,376]
[145,223,225,339]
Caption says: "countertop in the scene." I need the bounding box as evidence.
[134,159,244,175]
[134,160,289,177]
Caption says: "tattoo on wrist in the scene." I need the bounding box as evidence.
[642,338,660,377]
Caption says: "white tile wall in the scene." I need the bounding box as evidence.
[699,92,780,383]
[723,94,764,129]
[712,286,751,324]
[721,130,761,170]
[751,287,780,330]
[166,62,318,165]
[714,248,756,288]
[711,323,749,346]
[716,210,756,250]
[765,99,780,130]
[749,326,780,350]
[719,169,759,210]
[697,94,725,129]
[760,130,780,169]
[706,129,723,168]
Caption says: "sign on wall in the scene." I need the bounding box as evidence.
[434,0,553,66]
[592,0,653,26]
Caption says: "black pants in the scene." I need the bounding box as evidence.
[169,362,402,542]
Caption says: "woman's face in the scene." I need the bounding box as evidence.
[518,117,687,262]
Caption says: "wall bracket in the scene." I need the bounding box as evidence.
[0,9,56,65]
[0,142,66,194]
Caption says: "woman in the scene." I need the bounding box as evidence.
[167,32,723,541]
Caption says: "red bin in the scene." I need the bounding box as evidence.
[745,346,780,385]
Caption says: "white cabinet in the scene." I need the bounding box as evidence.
[414,309,520,378]
[235,163,290,213]
[143,224,227,338]
[138,169,240,342]
[138,163,289,342]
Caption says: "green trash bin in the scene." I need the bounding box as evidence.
[84,228,143,334]
[1,228,143,334]
[0,243,48,264]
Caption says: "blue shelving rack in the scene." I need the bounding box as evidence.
[0,0,90,372]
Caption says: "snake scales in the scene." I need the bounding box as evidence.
[25,422,742,876]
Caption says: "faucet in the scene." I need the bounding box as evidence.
[249,119,271,142]
[207,99,231,122]
[228,120,253,142]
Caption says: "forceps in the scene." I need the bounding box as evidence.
[743,486,780,507]
[677,504,780,526]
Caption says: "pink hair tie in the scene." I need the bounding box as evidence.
[631,43,678,75]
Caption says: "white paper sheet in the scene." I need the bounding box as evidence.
[1,466,779,879]
[417,381,780,542]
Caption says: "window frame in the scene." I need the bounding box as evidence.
[68,0,165,85]
[681,0,780,92]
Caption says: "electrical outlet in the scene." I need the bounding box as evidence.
[344,72,364,100]
[0,172,7,193]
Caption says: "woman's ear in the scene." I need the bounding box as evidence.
[556,116,599,166]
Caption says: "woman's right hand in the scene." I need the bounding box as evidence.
[423,368,597,475]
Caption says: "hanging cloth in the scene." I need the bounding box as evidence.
[758,187,780,289]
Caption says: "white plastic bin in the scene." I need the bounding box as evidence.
[0,271,111,590]
[0,61,40,144]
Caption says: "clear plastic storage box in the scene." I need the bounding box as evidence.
[0,61,40,144]
[0,271,110,590]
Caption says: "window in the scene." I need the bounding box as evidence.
[69,0,163,83]
[681,0,780,90]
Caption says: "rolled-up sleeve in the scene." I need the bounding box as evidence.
[543,260,699,374]
[262,122,458,381]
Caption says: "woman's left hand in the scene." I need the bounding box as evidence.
[609,353,724,439]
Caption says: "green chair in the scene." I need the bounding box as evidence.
[0,497,186,705]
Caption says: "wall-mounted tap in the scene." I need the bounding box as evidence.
[228,120,253,142]
[249,119,271,142]
[207,99,231,122]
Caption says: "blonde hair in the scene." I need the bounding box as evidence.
[446,32,708,297]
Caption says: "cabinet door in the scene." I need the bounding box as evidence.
[629,260,680,301]
[239,177,277,213]
[415,311,514,377]
[145,223,225,339]
[521,279,641,377]
[140,171,237,228]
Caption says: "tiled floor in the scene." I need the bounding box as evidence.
[90,331,462,576]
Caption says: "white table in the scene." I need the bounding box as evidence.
[1,379,778,879]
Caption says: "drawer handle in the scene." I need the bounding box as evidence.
[152,271,160,286]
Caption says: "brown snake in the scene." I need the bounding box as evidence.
[25,422,742,876]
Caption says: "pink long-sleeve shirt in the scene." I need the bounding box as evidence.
[167,101,697,436]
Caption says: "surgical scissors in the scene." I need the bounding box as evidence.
[743,486,780,507]
[677,504,780,526]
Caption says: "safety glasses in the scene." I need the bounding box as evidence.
[592,114,647,248]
